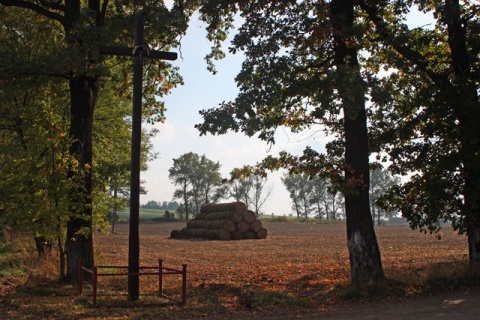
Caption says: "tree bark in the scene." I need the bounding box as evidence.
[330,0,384,285]
[65,75,97,281]
[444,0,480,274]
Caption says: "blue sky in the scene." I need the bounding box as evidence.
[140,5,433,215]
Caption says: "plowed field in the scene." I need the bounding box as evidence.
[92,221,468,318]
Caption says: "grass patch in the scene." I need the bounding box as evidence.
[117,209,177,221]
[335,278,406,302]
[251,289,309,307]
[0,242,29,277]
[259,215,339,224]
[335,259,478,303]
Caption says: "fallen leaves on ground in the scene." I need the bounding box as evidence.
[0,221,470,319]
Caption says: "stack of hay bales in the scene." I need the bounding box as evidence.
[170,201,267,240]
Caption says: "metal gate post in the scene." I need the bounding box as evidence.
[93,266,98,307]
[181,264,187,305]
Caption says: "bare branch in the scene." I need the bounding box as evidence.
[38,0,64,11]
[0,0,66,27]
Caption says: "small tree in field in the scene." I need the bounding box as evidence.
[169,152,225,219]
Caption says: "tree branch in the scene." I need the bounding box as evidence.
[38,0,64,11]
[100,0,108,26]
[0,0,66,27]
[358,0,452,90]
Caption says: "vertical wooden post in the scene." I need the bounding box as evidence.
[181,264,187,306]
[98,14,177,303]
[78,260,83,295]
[159,259,163,296]
[93,266,98,307]
[127,14,144,302]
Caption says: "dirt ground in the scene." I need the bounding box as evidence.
[243,287,480,320]
[97,222,477,320]
[2,221,478,319]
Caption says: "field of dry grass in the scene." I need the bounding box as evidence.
[0,221,474,319]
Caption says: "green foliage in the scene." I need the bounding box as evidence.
[362,1,480,241]
[370,168,401,225]
[282,173,344,220]
[0,1,198,280]
[168,152,226,219]
[195,0,386,284]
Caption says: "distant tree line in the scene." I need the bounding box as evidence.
[141,201,179,211]
[282,168,399,224]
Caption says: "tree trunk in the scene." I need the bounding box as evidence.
[65,75,97,281]
[58,236,66,281]
[468,228,480,274]
[330,0,384,285]
[444,0,480,274]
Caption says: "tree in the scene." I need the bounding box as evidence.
[369,168,400,226]
[169,152,225,220]
[0,1,191,281]
[169,152,196,221]
[143,201,161,209]
[196,0,384,284]
[230,177,253,209]
[195,153,224,209]
[0,7,158,278]
[0,9,76,277]
[230,174,271,215]
[250,175,273,216]
[282,174,314,218]
[359,0,480,273]
[310,177,344,220]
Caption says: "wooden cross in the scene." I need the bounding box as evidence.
[100,15,177,301]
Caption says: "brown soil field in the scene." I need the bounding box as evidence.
[96,222,469,317]
[2,221,476,319]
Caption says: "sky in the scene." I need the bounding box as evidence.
[140,12,331,215]
[140,5,433,215]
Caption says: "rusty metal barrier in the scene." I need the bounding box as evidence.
[78,259,187,307]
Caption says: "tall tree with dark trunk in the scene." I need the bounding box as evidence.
[196,0,384,284]
[359,0,480,274]
[330,0,384,284]
[0,0,191,281]
[0,0,104,281]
